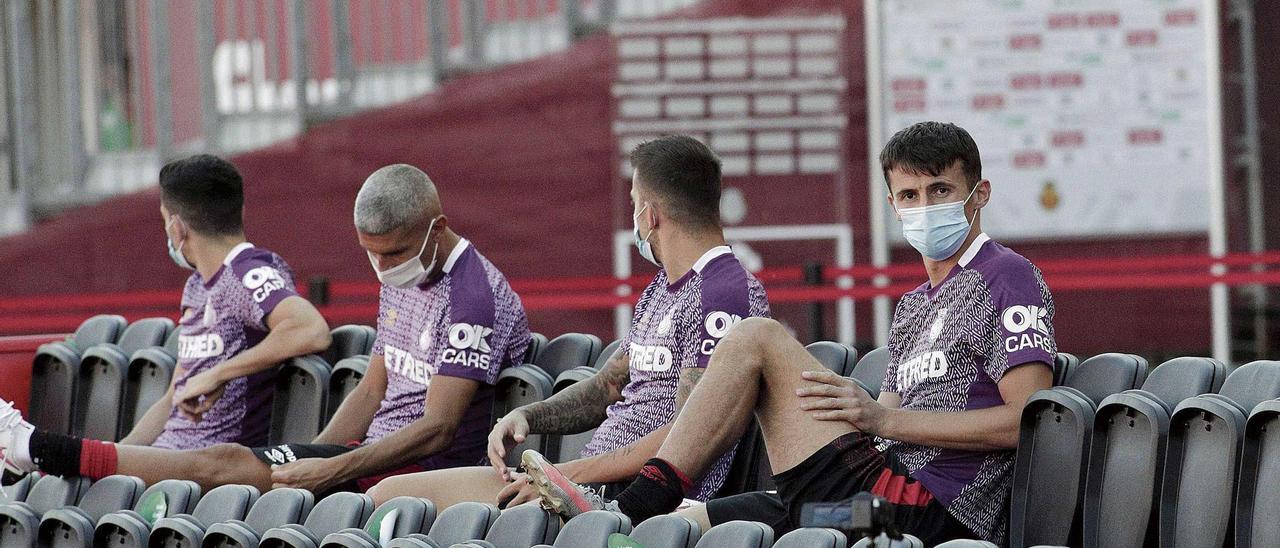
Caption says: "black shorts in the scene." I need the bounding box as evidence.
[251,443,354,466]
[706,432,974,545]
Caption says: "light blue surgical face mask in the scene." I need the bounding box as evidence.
[632,203,660,266]
[165,216,195,271]
[894,184,979,261]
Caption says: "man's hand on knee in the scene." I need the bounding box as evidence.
[270,457,340,492]
[798,369,888,434]
[495,472,541,508]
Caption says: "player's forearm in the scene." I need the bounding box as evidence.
[329,417,454,482]
[210,317,330,384]
[520,376,615,435]
[118,392,173,445]
[877,405,1021,451]
[313,384,380,445]
[560,422,672,484]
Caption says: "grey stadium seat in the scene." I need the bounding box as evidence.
[849,534,923,548]
[320,496,436,548]
[328,355,371,421]
[324,325,377,366]
[493,365,555,466]
[1008,386,1095,548]
[30,314,127,433]
[543,367,600,462]
[93,479,201,548]
[0,474,91,546]
[37,474,146,548]
[693,520,772,548]
[1236,398,1280,547]
[258,492,374,548]
[534,333,603,380]
[1061,353,1148,406]
[531,510,630,548]
[524,333,549,364]
[73,317,175,440]
[1081,357,1226,548]
[934,541,998,548]
[773,527,847,548]
[201,487,315,548]
[1052,352,1079,387]
[417,502,499,547]
[149,483,260,547]
[471,504,560,548]
[1159,360,1280,548]
[122,343,180,438]
[164,327,181,353]
[629,515,701,548]
[850,347,889,399]
[0,472,39,505]
[270,355,334,444]
[806,341,858,377]
[595,339,622,369]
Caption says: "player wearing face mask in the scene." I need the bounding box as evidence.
[364,135,771,512]
[0,163,530,496]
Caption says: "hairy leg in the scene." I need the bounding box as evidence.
[113,443,273,492]
[656,317,857,478]
[366,465,507,509]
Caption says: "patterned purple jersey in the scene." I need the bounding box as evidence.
[583,246,770,501]
[366,239,530,470]
[880,234,1056,543]
[154,243,298,450]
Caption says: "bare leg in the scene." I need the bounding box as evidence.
[366,465,507,509]
[675,504,712,532]
[113,443,273,493]
[656,317,856,479]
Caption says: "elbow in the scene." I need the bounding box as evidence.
[306,324,333,356]
[412,420,458,458]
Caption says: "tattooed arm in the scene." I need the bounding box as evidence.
[550,366,704,484]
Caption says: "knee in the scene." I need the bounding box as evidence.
[722,317,786,348]
[365,477,399,506]
[192,443,256,485]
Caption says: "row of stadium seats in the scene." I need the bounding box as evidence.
[0,470,879,548]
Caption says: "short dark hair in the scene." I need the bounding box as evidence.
[159,154,244,235]
[629,135,722,229]
[879,121,982,188]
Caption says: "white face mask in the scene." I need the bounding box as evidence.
[632,203,660,266]
[165,216,194,271]
[368,218,439,289]
[894,184,979,260]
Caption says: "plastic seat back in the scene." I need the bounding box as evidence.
[1237,399,1280,547]
[1062,353,1148,406]
[533,334,603,380]
[482,504,560,548]
[328,355,371,421]
[427,503,500,547]
[692,520,772,548]
[269,355,333,444]
[805,342,858,377]
[850,347,889,399]
[324,325,377,365]
[629,515,700,548]
[594,340,622,370]
[1009,387,1095,547]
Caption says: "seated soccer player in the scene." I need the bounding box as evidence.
[366,135,771,510]
[523,122,1056,546]
[0,163,529,495]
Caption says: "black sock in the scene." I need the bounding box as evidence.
[29,430,83,476]
[615,458,693,524]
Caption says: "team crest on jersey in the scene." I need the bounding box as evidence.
[929,308,948,342]
[385,309,398,328]
[203,300,217,326]
[657,312,674,335]
[1002,305,1052,353]
[242,266,287,304]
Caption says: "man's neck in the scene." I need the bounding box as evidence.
[660,229,728,284]
[190,234,248,280]
[922,222,983,288]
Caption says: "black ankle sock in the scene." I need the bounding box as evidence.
[615,458,692,524]
[29,430,83,476]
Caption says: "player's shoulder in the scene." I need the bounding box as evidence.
[695,247,755,307]
[445,241,501,312]
[966,238,1041,283]
[228,245,291,278]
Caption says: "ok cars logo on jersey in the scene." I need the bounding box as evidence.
[1002,305,1052,353]
[440,323,493,370]
[242,266,287,304]
[700,311,743,356]
[897,351,949,391]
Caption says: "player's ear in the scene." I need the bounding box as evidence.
[432,215,449,234]
[974,180,991,209]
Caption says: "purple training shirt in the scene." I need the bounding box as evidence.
[366,239,530,470]
[880,233,1057,544]
[582,246,771,501]
[154,243,297,450]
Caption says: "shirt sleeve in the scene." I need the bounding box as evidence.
[371,287,389,357]
[880,355,900,395]
[234,258,299,330]
[987,261,1057,382]
[694,268,754,368]
[436,301,499,384]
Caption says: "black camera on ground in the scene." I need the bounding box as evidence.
[800,492,899,538]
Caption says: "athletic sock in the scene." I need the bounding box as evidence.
[614,458,693,524]
[28,431,117,478]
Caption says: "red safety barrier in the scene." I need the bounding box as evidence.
[3,251,1280,333]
